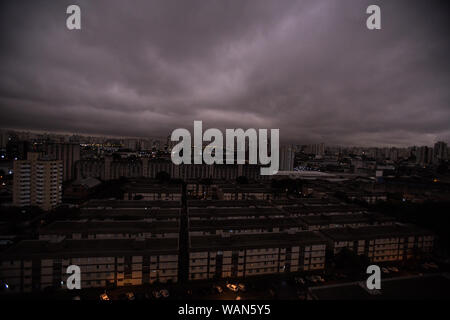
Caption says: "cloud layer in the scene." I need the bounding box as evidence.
[0,0,449,146]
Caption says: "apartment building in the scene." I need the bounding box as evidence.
[272,198,343,207]
[123,183,182,201]
[299,213,395,231]
[0,238,178,293]
[188,199,272,208]
[217,184,275,201]
[39,220,179,241]
[188,207,287,221]
[75,157,269,181]
[46,143,80,181]
[79,199,181,222]
[281,204,367,217]
[81,199,181,210]
[13,152,63,210]
[80,208,180,222]
[186,179,225,199]
[321,225,434,263]
[342,190,388,204]
[189,217,306,236]
[188,232,327,280]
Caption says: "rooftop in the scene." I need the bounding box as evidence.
[81,200,181,209]
[1,238,179,259]
[79,208,180,220]
[39,220,179,235]
[320,224,433,241]
[188,207,287,218]
[187,200,272,208]
[189,217,306,231]
[282,205,366,215]
[299,213,394,226]
[190,231,326,251]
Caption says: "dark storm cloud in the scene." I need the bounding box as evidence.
[0,0,448,146]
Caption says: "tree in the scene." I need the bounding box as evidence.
[332,247,370,278]
[155,171,170,183]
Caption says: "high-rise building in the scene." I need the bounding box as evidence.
[433,141,448,163]
[0,130,9,149]
[280,145,294,171]
[415,146,433,166]
[46,143,80,181]
[304,143,325,157]
[13,152,63,210]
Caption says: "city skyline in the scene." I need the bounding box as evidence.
[1,127,448,150]
[0,0,449,147]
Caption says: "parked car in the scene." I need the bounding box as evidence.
[238,283,246,292]
[152,290,161,298]
[314,275,325,283]
[381,267,390,274]
[235,296,242,300]
[125,292,135,300]
[214,285,223,293]
[428,262,439,269]
[100,293,110,301]
[226,283,239,292]
[160,289,170,298]
[295,277,305,285]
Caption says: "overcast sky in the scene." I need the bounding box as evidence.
[0,0,448,146]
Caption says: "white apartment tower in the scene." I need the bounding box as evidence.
[13,152,63,211]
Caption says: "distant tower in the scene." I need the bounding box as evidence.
[416,146,433,166]
[104,155,113,181]
[46,143,80,181]
[280,145,294,171]
[433,141,448,163]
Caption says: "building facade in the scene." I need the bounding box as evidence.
[46,143,80,181]
[0,238,178,293]
[13,153,63,210]
[321,225,434,263]
[189,232,327,280]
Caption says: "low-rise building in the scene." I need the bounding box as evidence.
[79,207,180,222]
[299,213,395,231]
[0,238,179,293]
[321,225,434,263]
[188,232,327,280]
[188,207,287,220]
[81,199,181,209]
[39,220,179,241]
[123,184,182,201]
[64,177,101,199]
[217,184,276,201]
[188,199,272,208]
[189,217,306,236]
[281,205,367,217]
